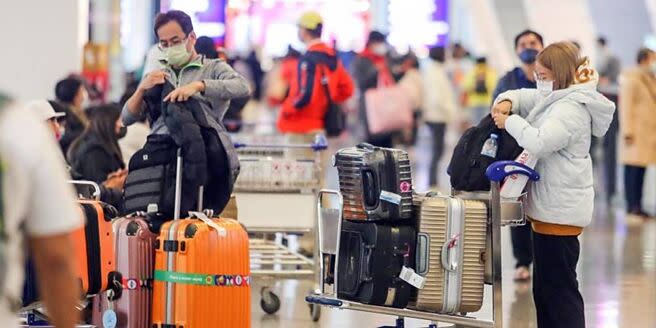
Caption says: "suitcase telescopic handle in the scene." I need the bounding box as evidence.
[485,161,539,182]
[68,180,101,201]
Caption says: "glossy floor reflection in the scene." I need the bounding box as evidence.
[249,215,656,328]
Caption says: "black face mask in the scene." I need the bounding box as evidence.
[116,126,127,139]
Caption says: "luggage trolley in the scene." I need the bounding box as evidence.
[232,133,328,321]
[306,160,539,328]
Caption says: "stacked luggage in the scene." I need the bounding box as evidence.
[333,143,488,314]
[22,152,250,328]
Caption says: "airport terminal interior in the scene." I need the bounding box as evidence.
[1,0,655,327]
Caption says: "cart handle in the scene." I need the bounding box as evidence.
[234,134,328,152]
[486,161,539,182]
[68,180,101,201]
[305,295,343,307]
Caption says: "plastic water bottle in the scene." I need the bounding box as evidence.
[481,133,499,158]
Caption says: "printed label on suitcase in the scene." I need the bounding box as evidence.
[154,270,250,287]
[399,266,426,289]
[380,190,402,205]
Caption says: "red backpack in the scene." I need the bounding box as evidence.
[322,60,354,104]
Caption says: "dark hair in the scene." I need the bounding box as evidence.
[366,31,387,47]
[302,24,323,38]
[476,57,487,64]
[428,46,446,63]
[403,54,420,69]
[637,47,653,64]
[47,100,67,114]
[55,78,83,104]
[195,36,218,59]
[67,104,123,164]
[597,37,607,46]
[514,29,544,49]
[571,40,581,50]
[154,10,193,36]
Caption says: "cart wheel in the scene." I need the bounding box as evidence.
[310,303,321,321]
[260,289,281,314]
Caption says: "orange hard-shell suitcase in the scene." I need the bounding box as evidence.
[151,153,251,328]
[69,181,122,297]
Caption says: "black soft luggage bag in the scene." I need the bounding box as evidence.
[334,143,413,221]
[337,221,416,308]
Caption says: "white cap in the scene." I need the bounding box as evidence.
[26,100,66,121]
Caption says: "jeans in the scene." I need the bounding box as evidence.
[426,122,446,186]
[532,231,585,328]
[624,165,646,212]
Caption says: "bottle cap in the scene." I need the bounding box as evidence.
[490,133,499,139]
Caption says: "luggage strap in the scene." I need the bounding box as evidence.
[188,211,227,237]
[154,270,250,287]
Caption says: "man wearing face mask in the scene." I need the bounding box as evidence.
[491,29,544,282]
[122,10,251,137]
[352,31,395,147]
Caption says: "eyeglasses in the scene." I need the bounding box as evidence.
[158,36,188,50]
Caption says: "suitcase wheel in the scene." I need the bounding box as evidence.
[309,302,321,321]
[260,287,281,315]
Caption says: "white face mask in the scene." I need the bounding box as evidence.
[372,43,388,56]
[534,72,554,96]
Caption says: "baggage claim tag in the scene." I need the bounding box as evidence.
[103,290,117,328]
[380,190,402,205]
[399,266,426,289]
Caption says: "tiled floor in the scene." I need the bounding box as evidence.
[244,119,656,327]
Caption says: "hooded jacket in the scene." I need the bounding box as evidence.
[278,42,337,133]
[495,74,615,229]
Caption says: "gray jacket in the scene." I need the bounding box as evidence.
[122,55,251,188]
[496,80,615,227]
[122,55,251,134]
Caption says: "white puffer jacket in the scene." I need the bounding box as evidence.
[495,80,615,227]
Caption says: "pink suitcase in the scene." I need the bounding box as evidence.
[91,215,157,328]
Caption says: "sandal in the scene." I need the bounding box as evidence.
[514,266,531,282]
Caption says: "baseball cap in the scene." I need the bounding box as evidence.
[298,11,323,30]
[26,100,66,121]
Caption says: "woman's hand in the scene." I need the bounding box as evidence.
[492,112,510,129]
[491,100,511,115]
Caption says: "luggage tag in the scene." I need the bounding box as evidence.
[188,211,227,237]
[102,290,117,328]
[380,190,402,205]
[399,266,426,289]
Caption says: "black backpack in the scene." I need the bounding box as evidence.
[447,115,523,191]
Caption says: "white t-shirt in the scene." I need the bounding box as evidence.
[0,101,82,326]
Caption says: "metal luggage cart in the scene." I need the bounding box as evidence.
[233,134,327,321]
[306,160,540,328]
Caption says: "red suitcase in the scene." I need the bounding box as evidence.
[91,214,157,328]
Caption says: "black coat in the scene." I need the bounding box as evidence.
[68,133,125,184]
[58,106,86,155]
[143,82,236,215]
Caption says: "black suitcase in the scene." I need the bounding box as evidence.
[337,220,416,308]
[333,143,413,221]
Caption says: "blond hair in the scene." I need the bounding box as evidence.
[536,41,592,90]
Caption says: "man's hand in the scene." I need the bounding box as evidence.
[491,100,512,115]
[139,71,167,91]
[104,169,128,190]
[30,233,81,328]
[492,112,510,129]
[164,81,205,103]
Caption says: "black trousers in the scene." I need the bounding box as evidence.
[624,165,646,212]
[511,224,533,268]
[427,122,446,186]
[533,231,585,328]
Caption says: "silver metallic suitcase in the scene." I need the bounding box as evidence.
[411,194,487,313]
